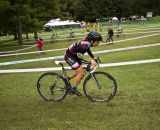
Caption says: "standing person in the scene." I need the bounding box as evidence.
[64,31,103,96]
[37,38,45,55]
[107,27,114,44]
[68,31,75,39]
[117,27,122,37]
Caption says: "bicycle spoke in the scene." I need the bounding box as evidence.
[37,72,67,102]
[83,72,117,102]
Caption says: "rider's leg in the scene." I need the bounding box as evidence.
[70,65,84,96]
[64,53,83,96]
[111,36,113,44]
[108,35,111,44]
[73,65,84,87]
[69,71,77,79]
[68,68,81,80]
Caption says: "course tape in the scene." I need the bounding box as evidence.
[123,30,160,35]
[0,48,67,57]
[0,43,160,66]
[0,56,64,66]
[93,43,160,54]
[124,27,160,32]
[1,23,160,54]
[0,23,159,42]
[1,33,160,57]
[0,58,160,73]
[0,45,36,54]
[101,33,160,45]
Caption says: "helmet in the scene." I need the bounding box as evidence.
[87,31,102,42]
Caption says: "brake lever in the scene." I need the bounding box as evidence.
[97,57,101,63]
[94,57,101,67]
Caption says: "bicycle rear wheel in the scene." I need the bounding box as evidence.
[37,72,68,102]
[83,72,117,102]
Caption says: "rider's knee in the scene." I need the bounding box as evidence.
[81,73,85,79]
[77,72,84,80]
[77,71,84,76]
[76,70,84,78]
[75,65,85,78]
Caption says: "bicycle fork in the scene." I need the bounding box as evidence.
[90,72,102,89]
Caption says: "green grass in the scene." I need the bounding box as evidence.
[0,22,160,130]
[0,63,160,130]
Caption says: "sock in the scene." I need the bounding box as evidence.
[72,87,77,90]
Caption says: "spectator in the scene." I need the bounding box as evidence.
[107,27,114,44]
[117,27,123,37]
[67,32,75,39]
[51,33,57,40]
[36,38,45,55]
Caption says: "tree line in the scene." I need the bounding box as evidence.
[0,0,159,45]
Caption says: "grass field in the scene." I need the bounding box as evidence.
[0,21,160,130]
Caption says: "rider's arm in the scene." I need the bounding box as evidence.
[87,49,99,67]
[87,49,94,59]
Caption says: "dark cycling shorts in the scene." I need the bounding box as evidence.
[64,51,82,70]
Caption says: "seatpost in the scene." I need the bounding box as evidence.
[60,64,65,70]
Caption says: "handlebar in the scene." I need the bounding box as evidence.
[81,57,101,65]
[80,57,101,73]
[95,57,101,63]
[77,53,101,65]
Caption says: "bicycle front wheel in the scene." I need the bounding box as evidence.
[83,72,117,102]
[37,72,68,102]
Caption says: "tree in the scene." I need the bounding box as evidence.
[0,0,10,36]
[9,1,31,45]
[0,0,159,43]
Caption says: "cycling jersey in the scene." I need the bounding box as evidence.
[67,40,94,58]
[64,40,94,70]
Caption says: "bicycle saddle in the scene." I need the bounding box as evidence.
[55,60,66,65]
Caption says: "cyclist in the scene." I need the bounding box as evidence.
[64,31,103,96]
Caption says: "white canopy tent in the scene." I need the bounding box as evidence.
[112,17,118,21]
[44,18,81,28]
[146,12,153,18]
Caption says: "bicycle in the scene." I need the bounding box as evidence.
[37,57,117,102]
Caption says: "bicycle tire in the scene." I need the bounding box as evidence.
[37,72,68,102]
[83,72,117,102]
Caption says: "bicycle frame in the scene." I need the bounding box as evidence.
[82,60,102,89]
[55,58,102,90]
[90,72,102,89]
[56,64,72,88]
[37,61,117,102]
[37,58,117,102]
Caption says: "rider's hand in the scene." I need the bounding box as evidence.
[91,59,98,67]
[93,57,98,61]
[93,57,101,63]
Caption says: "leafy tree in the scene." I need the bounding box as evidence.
[0,0,10,36]
[0,0,159,44]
